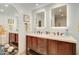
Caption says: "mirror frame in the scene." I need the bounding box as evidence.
[50,4,68,29]
[35,9,46,29]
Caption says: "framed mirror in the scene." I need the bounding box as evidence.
[51,5,67,28]
[35,10,46,29]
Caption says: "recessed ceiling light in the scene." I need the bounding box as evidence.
[35,4,39,6]
[4,4,9,7]
[0,9,4,12]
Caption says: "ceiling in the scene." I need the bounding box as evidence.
[0,3,50,15]
[13,3,50,10]
[0,3,17,15]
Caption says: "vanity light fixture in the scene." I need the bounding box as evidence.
[0,9,4,12]
[4,4,9,7]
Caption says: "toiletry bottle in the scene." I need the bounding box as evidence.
[65,29,69,36]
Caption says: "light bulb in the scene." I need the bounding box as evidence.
[35,4,39,6]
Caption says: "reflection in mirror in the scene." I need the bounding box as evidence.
[36,12,44,27]
[23,15,30,32]
[51,5,67,27]
[38,20,41,27]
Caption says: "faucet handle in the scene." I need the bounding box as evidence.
[60,33,64,36]
[57,32,59,36]
[37,31,40,34]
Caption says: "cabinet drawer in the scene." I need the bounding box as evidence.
[27,36,32,49]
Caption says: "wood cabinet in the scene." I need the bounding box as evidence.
[48,40,76,55]
[15,34,18,43]
[9,33,18,46]
[26,36,38,54]
[9,33,15,42]
[37,38,47,54]
[26,35,76,55]
[57,41,76,55]
[48,40,58,55]
[27,36,32,49]
[31,37,37,51]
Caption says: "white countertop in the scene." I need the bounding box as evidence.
[27,33,77,43]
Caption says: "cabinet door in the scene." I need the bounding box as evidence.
[26,36,32,54]
[48,40,58,55]
[15,34,18,43]
[9,33,16,42]
[72,43,76,55]
[27,36,32,49]
[37,38,47,54]
[31,37,37,51]
[57,41,75,55]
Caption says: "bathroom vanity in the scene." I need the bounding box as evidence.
[9,33,18,46]
[26,34,76,55]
